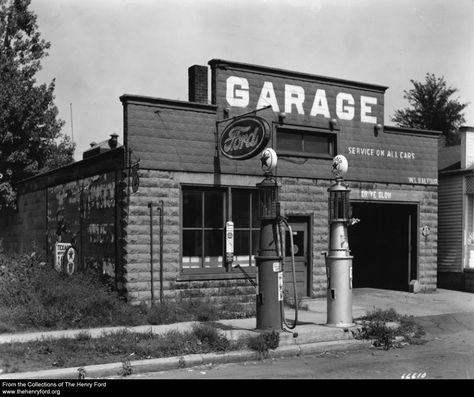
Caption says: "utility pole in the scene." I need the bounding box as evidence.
[70,103,74,142]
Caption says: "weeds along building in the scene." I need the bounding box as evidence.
[0,59,441,306]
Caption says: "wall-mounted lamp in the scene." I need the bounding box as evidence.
[278,112,286,124]
[374,124,383,136]
[329,118,337,130]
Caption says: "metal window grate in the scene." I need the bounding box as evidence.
[466,176,474,194]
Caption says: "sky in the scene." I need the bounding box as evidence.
[30,0,474,160]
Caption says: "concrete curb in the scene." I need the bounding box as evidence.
[0,339,371,380]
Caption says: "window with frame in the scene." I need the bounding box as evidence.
[181,186,260,271]
[277,126,336,158]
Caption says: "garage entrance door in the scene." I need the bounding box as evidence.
[348,202,418,292]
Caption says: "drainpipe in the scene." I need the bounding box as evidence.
[157,200,164,304]
[148,202,155,306]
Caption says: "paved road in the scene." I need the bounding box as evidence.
[123,312,474,379]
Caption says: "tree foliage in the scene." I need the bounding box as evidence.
[0,0,75,210]
[391,73,468,147]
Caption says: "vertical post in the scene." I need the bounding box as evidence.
[158,200,164,304]
[148,202,155,306]
[69,103,74,143]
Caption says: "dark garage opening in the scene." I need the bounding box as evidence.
[348,202,418,292]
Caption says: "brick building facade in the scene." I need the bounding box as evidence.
[0,59,441,308]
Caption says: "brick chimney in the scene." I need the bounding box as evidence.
[460,126,474,169]
[188,65,208,104]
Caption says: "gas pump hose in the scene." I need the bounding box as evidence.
[278,218,298,330]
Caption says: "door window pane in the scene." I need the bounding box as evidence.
[285,230,305,257]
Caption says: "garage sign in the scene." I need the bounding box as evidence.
[219,116,270,160]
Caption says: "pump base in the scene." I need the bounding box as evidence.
[325,322,355,328]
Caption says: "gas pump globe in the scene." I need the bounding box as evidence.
[325,155,354,328]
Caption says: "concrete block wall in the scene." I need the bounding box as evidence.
[280,177,331,298]
[121,169,438,305]
[122,169,256,308]
[0,189,47,257]
[121,169,180,303]
[280,178,438,296]
[418,185,438,291]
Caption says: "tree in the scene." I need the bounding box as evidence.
[0,0,75,210]
[391,73,468,147]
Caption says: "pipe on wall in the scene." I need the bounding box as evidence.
[158,200,164,304]
[148,202,155,306]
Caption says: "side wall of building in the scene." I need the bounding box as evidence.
[437,173,464,290]
[0,149,125,290]
[0,189,47,257]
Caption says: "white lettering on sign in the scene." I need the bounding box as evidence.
[285,84,305,115]
[361,190,392,200]
[408,177,438,185]
[226,76,378,124]
[336,93,355,120]
[310,89,330,118]
[361,96,378,123]
[223,126,260,152]
[55,242,71,272]
[226,76,249,107]
[347,147,415,160]
[257,81,280,112]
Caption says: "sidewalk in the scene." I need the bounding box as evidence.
[1,288,473,379]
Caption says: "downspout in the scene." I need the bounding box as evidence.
[148,202,155,306]
[158,200,164,304]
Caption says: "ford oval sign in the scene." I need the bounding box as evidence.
[219,116,270,160]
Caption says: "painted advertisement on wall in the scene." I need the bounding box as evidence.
[210,59,439,186]
[47,171,116,279]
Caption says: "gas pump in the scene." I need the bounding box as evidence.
[255,148,299,331]
[325,155,354,327]
[255,154,282,331]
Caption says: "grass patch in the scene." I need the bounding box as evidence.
[0,252,257,375]
[246,330,280,359]
[0,325,249,374]
[355,307,426,350]
[0,253,255,333]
